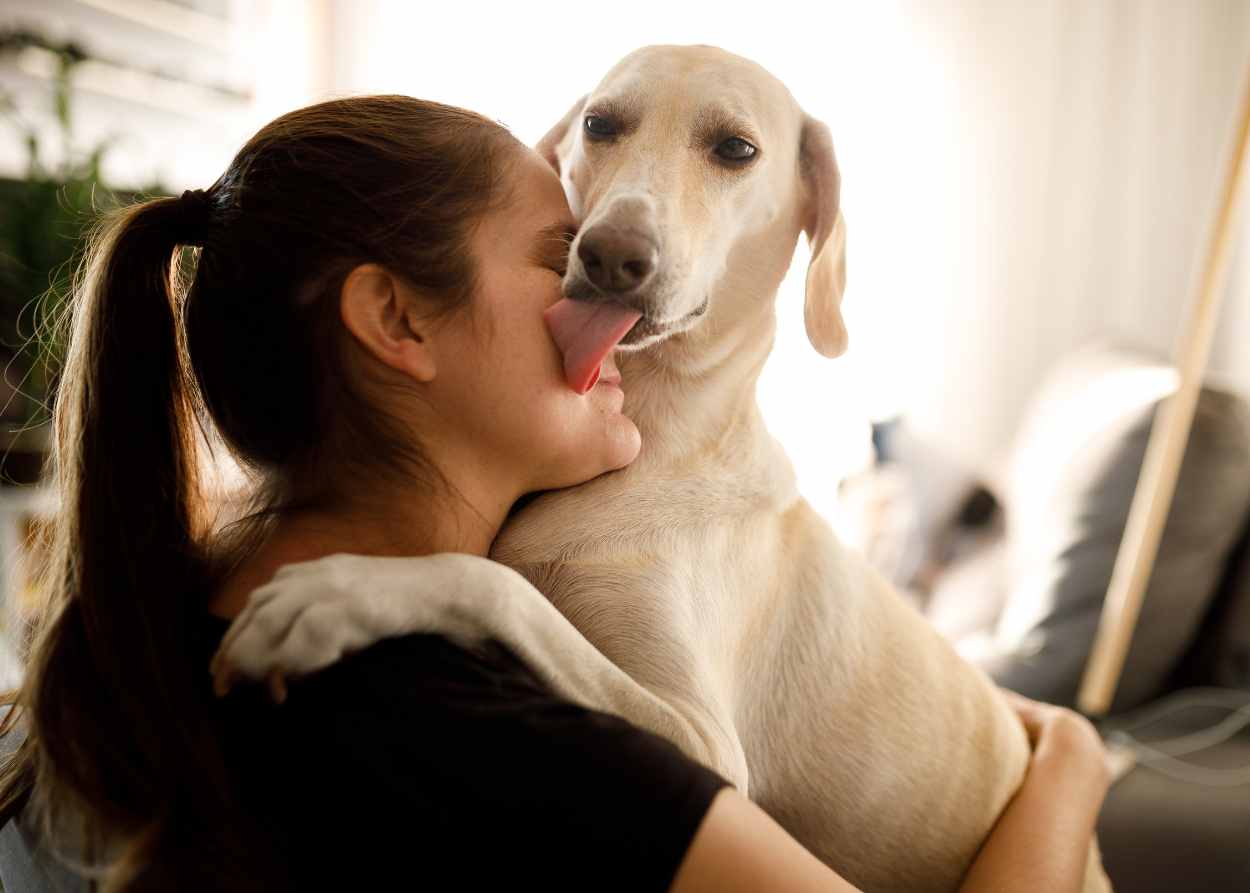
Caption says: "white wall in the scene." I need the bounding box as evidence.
[897,0,1250,485]
[0,0,331,189]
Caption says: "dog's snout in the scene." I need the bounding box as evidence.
[577,226,658,294]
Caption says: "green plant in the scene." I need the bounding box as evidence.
[0,29,163,429]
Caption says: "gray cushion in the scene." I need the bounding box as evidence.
[0,721,87,893]
[1190,523,1250,690]
[983,344,1250,712]
[1098,701,1250,891]
[0,813,86,893]
[1214,574,1250,688]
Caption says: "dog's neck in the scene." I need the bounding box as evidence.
[618,228,798,468]
[619,318,773,466]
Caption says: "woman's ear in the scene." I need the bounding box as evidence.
[339,264,437,383]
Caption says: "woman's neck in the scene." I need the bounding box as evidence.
[208,485,505,619]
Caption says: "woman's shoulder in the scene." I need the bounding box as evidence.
[291,629,553,709]
[201,613,730,890]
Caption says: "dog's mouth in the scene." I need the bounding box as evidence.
[545,299,641,394]
[617,298,710,349]
[562,267,710,348]
[545,293,710,393]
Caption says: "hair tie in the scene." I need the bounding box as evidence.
[173,189,212,247]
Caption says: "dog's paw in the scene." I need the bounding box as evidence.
[209,552,501,700]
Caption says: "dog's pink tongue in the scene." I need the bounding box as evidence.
[544,299,642,394]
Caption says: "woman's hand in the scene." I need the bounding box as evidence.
[669,692,1118,893]
[1001,689,1115,788]
[957,689,1114,892]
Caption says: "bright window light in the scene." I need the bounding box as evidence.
[325,0,957,519]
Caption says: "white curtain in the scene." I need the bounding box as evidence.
[896,0,1250,485]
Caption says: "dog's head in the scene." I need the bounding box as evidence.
[538,45,847,358]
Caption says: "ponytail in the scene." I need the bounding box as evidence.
[0,196,266,889]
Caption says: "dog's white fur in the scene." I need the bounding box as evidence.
[218,46,1110,892]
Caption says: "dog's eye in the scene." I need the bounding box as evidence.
[584,115,618,139]
[714,137,758,162]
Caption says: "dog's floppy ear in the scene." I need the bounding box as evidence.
[536,95,587,176]
[799,115,848,358]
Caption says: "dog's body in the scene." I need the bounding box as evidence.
[219,46,1110,891]
[492,401,1030,890]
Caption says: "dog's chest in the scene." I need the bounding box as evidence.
[493,472,783,685]
[494,428,795,562]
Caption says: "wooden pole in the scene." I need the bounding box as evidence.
[1078,57,1250,717]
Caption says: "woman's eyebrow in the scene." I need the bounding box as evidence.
[529,222,578,265]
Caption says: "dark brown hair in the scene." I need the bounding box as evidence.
[0,95,521,890]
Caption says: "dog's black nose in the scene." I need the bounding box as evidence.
[577,226,658,293]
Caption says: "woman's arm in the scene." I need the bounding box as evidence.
[215,558,1110,891]
[669,694,1111,893]
[958,694,1112,892]
[670,788,859,892]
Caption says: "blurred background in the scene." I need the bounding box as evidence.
[1,2,1250,885]
[2,0,1248,506]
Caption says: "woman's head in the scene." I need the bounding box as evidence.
[181,95,636,512]
[0,95,638,890]
[345,146,642,509]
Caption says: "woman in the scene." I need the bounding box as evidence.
[0,95,1111,891]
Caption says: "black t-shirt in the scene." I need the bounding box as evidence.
[197,612,729,891]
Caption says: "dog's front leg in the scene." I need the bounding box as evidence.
[477,569,751,793]
[211,552,750,792]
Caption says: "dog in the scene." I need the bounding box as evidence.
[215,46,1111,892]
